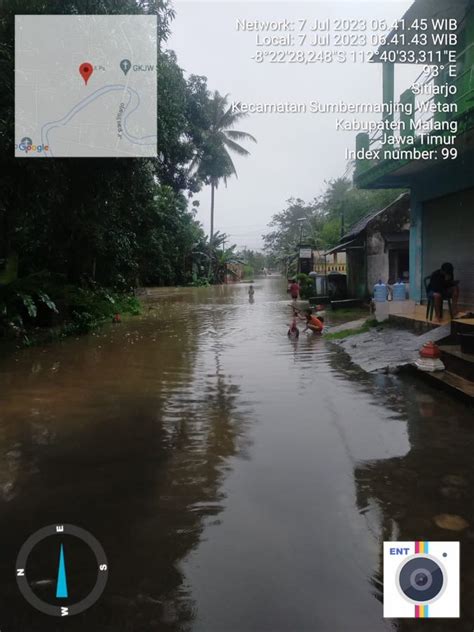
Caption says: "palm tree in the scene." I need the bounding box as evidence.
[196,92,256,246]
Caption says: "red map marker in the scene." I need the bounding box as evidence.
[79,62,94,85]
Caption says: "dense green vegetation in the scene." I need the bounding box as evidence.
[236,248,274,280]
[0,0,256,340]
[263,178,402,270]
[295,273,315,300]
[0,272,141,343]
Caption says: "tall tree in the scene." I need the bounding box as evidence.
[262,179,403,268]
[0,0,214,289]
[195,92,256,244]
[263,198,319,261]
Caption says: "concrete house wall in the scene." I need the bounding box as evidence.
[340,194,410,299]
[422,187,474,307]
[367,232,388,291]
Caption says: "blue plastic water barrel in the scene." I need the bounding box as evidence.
[392,282,406,301]
[373,282,388,302]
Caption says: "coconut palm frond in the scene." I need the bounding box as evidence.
[191,90,256,274]
[223,138,252,157]
[225,130,257,143]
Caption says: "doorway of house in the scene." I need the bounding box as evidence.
[389,248,409,283]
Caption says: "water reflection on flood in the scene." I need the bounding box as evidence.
[0,278,472,631]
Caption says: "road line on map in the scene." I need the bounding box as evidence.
[41,85,157,156]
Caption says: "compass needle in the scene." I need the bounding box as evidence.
[56,544,69,599]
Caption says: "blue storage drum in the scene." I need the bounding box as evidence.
[373,281,388,302]
[392,282,407,301]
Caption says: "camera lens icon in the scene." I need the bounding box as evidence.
[397,555,446,604]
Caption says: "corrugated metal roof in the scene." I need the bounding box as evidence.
[341,193,410,242]
[323,239,361,256]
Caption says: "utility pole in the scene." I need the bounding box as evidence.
[296,217,306,275]
[222,238,226,283]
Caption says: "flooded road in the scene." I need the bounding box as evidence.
[0,277,473,632]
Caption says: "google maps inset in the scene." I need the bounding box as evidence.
[15,15,157,158]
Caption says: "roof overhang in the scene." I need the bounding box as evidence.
[323,239,364,256]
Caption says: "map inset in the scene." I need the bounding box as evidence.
[15,15,157,158]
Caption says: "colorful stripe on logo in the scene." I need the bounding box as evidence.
[415,541,429,554]
[415,605,429,618]
[414,543,430,617]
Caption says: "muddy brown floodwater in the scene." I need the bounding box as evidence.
[0,277,473,632]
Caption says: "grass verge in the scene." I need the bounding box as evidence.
[324,324,371,340]
[324,318,392,340]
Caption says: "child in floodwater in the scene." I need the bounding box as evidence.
[289,279,300,301]
[287,317,300,339]
[301,308,324,334]
[248,284,255,297]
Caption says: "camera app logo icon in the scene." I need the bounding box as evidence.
[383,541,459,618]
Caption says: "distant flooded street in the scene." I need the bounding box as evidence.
[1,277,473,632]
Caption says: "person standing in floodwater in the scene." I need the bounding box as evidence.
[248,285,255,303]
[290,280,300,301]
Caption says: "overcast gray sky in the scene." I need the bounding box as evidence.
[168,1,414,249]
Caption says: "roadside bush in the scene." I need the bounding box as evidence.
[190,278,210,287]
[0,276,59,337]
[243,265,254,280]
[296,273,315,300]
[0,272,141,342]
